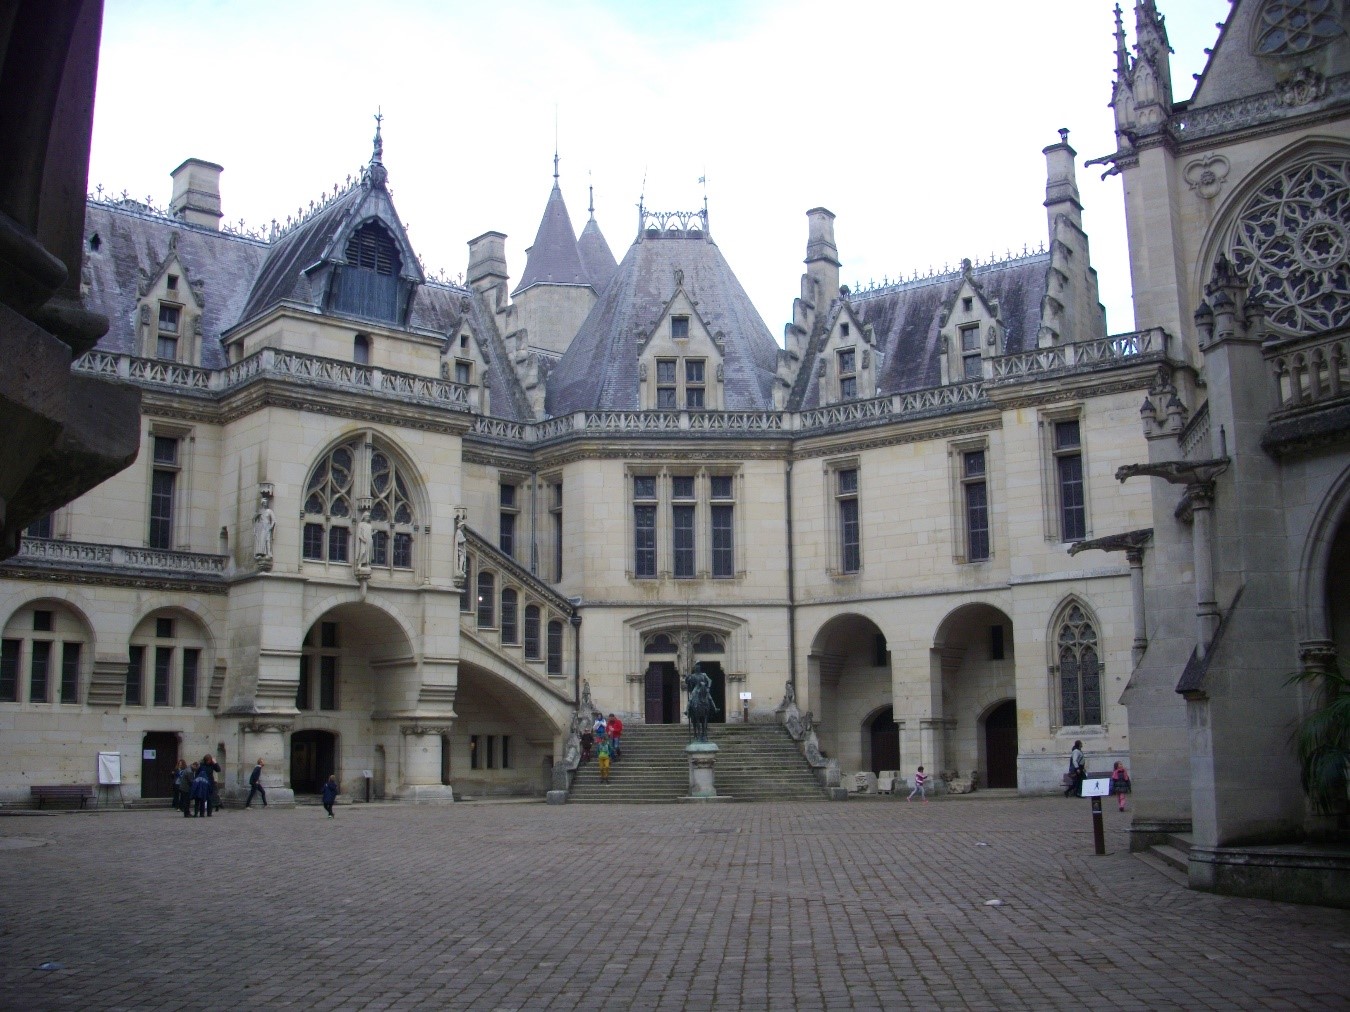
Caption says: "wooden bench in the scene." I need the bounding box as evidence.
[30,784,95,809]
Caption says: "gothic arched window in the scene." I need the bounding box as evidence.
[523,605,541,660]
[303,438,418,572]
[1057,604,1102,727]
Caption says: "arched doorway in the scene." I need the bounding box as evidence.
[868,707,899,774]
[807,613,892,775]
[291,730,337,794]
[982,700,1018,788]
[644,661,680,723]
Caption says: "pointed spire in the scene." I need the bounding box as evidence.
[588,182,595,220]
[1114,4,1131,78]
[553,149,560,188]
[368,108,388,189]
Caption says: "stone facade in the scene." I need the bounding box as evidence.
[29,7,1335,812]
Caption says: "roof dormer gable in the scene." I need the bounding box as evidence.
[815,303,879,404]
[937,263,1003,385]
[638,271,726,410]
[135,235,206,365]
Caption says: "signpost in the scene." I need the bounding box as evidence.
[1081,775,1111,855]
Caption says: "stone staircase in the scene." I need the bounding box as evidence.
[1136,831,1192,885]
[567,723,827,803]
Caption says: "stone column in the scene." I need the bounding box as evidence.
[919,718,947,778]
[239,720,295,806]
[399,722,455,803]
[1188,482,1219,656]
[1127,545,1148,666]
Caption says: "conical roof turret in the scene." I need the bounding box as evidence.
[513,156,589,295]
[577,185,617,292]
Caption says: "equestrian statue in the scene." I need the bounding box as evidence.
[684,662,719,742]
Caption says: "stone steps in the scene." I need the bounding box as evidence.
[568,723,825,804]
[1138,832,1193,885]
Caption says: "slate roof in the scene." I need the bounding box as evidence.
[855,252,1049,397]
[83,202,270,369]
[545,229,781,416]
[512,183,590,295]
[577,214,618,292]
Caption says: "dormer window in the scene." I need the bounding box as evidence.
[838,348,857,399]
[671,316,690,340]
[657,359,677,408]
[331,220,403,323]
[685,360,705,408]
[840,322,849,337]
[157,304,181,361]
[960,324,981,380]
[454,361,472,385]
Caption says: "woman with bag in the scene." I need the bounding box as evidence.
[1110,760,1131,812]
[1064,741,1086,797]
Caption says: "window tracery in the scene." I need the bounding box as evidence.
[303,439,417,570]
[1252,0,1344,57]
[1056,604,1101,727]
[1227,158,1350,335]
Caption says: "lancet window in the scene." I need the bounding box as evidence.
[1056,603,1102,727]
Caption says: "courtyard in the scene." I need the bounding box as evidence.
[0,796,1346,1010]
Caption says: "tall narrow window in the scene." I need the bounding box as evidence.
[126,645,145,705]
[837,467,860,574]
[0,639,19,702]
[1055,420,1086,541]
[319,655,338,710]
[710,475,735,579]
[960,324,982,380]
[153,646,172,706]
[550,481,563,581]
[547,620,564,676]
[685,360,705,409]
[633,475,657,579]
[477,571,495,627]
[656,359,677,409]
[149,436,179,549]
[29,640,51,703]
[1058,604,1102,726]
[296,655,312,710]
[353,333,371,365]
[157,303,181,361]
[524,605,541,660]
[963,450,990,562]
[181,648,199,708]
[501,588,519,644]
[499,482,518,559]
[60,642,81,704]
[838,348,857,400]
[672,475,696,578]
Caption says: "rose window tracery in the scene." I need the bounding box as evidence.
[1227,158,1350,335]
[1253,0,1345,57]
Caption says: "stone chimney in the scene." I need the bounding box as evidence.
[169,158,223,229]
[467,231,509,299]
[1042,129,1082,232]
[804,207,840,305]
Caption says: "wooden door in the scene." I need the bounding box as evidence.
[984,700,1018,788]
[140,731,178,798]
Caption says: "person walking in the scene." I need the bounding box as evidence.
[597,735,613,784]
[1111,760,1131,812]
[191,764,212,817]
[198,754,222,815]
[244,758,267,808]
[907,766,929,802]
[321,774,339,818]
[606,713,623,760]
[170,758,191,815]
[1064,741,1086,797]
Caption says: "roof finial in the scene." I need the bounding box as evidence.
[553,104,560,187]
[373,107,384,164]
[368,108,388,188]
[588,175,595,220]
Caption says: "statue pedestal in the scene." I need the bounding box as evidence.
[682,741,732,803]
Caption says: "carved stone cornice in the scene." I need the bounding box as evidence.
[241,719,293,734]
[1067,528,1153,558]
[400,722,452,737]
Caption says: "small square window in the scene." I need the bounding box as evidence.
[455,361,471,385]
[152,436,178,466]
[710,475,733,500]
[962,297,973,312]
[961,325,980,352]
[672,475,695,500]
[166,275,178,291]
[32,610,53,633]
[633,476,657,500]
[671,316,689,339]
[657,387,677,409]
[156,617,174,639]
[840,322,850,337]
[686,360,704,384]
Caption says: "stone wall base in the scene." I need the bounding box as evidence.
[397,784,456,804]
[1127,818,1193,852]
[1189,844,1350,908]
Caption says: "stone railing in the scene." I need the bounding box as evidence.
[1266,331,1350,414]
[1179,400,1212,459]
[76,349,473,408]
[990,328,1167,382]
[12,537,229,580]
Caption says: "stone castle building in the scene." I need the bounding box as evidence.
[2,5,1345,894]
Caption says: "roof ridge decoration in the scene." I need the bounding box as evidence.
[846,243,1049,302]
[637,206,709,241]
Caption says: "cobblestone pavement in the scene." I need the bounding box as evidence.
[0,796,1347,1011]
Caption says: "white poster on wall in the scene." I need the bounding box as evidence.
[97,752,121,785]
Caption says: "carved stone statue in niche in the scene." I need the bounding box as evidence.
[253,488,276,571]
[354,506,372,572]
[453,507,468,585]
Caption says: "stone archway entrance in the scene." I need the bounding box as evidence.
[983,700,1018,788]
[291,730,337,794]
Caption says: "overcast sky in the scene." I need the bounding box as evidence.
[88,0,1233,340]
